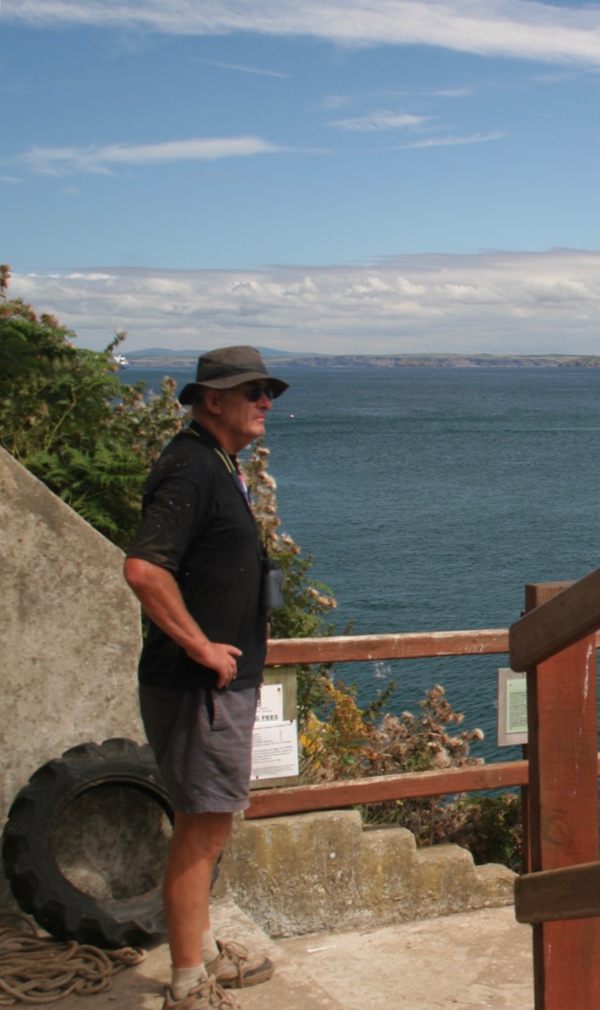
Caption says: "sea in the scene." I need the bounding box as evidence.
[119,364,600,764]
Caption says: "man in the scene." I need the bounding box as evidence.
[124,346,288,1010]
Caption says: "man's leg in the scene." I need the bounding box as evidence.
[164,810,233,968]
[143,685,273,999]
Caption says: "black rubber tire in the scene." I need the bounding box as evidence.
[2,738,173,949]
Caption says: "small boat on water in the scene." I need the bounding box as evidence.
[111,352,129,368]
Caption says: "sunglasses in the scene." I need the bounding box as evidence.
[242,383,274,402]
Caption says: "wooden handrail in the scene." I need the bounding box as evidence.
[247,752,600,819]
[265,628,509,665]
[254,622,600,823]
[510,572,600,671]
[247,759,529,818]
[266,625,600,668]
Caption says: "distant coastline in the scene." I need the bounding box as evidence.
[127,349,600,369]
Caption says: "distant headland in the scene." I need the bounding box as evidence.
[126,348,600,369]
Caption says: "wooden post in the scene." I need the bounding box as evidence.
[524,582,600,1010]
[521,742,530,874]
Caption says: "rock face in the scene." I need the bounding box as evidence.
[215,810,515,936]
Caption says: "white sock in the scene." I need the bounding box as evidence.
[171,964,207,999]
[202,929,220,964]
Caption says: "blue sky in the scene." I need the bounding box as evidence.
[2,1,600,354]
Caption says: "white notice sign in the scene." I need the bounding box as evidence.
[506,677,528,735]
[251,720,299,781]
[497,668,528,746]
[256,683,284,725]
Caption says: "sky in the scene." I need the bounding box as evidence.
[2,0,600,354]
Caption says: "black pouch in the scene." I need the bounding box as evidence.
[262,558,284,610]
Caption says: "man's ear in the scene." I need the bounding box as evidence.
[203,388,223,416]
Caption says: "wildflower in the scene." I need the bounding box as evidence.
[432,748,452,768]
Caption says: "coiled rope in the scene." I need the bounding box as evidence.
[0,913,145,1004]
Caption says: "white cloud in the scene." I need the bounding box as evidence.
[16,136,283,176]
[399,130,506,148]
[319,94,354,111]
[194,59,289,77]
[329,111,427,131]
[430,87,474,98]
[10,249,600,355]
[5,2,600,67]
[522,276,593,302]
[440,283,502,304]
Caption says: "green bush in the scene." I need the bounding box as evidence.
[0,270,181,546]
[447,792,523,870]
[300,676,523,868]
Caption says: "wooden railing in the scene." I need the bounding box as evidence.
[265,628,509,665]
[252,624,599,820]
[252,627,521,819]
[255,575,600,1010]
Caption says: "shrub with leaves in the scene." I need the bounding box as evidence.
[301,682,483,782]
[0,268,181,546]
[300,679,520,856]
[446,792,523,870]
[300,679,374,780]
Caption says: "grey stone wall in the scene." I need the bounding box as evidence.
[0,448,143,905]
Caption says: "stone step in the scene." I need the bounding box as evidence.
[217,809,516,935]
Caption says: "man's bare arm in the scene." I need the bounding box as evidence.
[123,557,241,689]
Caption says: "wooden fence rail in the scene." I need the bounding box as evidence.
[255,625,515,818]
[255,623,600,822]
[515,862,600,925]
[265,628,509,665]
[247,758,530,819]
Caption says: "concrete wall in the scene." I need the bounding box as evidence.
[0,447,143,903]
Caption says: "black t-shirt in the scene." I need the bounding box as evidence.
[126,421,267,691]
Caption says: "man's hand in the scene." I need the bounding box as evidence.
[189,640,242,689]
[124,558,242,689]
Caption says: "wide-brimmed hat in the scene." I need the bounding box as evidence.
[178,345,289,406]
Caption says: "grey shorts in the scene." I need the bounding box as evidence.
[139,684,259,814]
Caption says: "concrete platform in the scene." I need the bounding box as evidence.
[55,899,534,1010]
